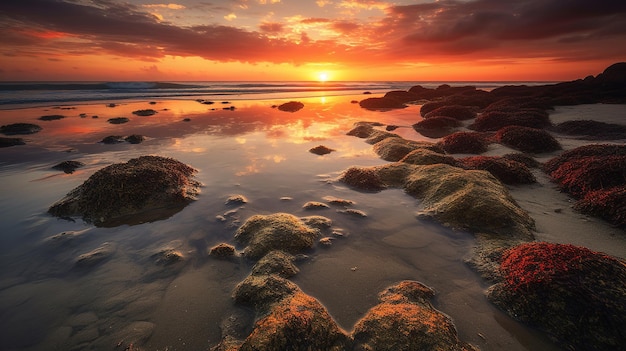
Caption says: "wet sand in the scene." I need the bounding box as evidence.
[0,96,624,351]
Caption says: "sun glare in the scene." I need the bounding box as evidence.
[317,72,329,82]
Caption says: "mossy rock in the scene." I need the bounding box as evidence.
[373,137,443,162]
[423,105,477,120]
[437,132,490,154]
[488,242,626,351]
[48,156,200,226]
[400,148,459,167]
[352,280,478,351]
[234,213,320,260]
[495,126,561,153]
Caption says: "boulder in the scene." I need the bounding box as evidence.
[399,148,459,167]
[469,109,551,132]
[250,251,299,278]
[437,132,490,154]
[209,243,237,259]
[423,105,477,120]
[359,97,407,110]
[48,156,200,226]
[373,137,443,162]
[234,213,320,260]
[494,126,560,153]
[412,116,461,138]
[352,281,478,351]
[488,242,626,351]
[132,109,157,116]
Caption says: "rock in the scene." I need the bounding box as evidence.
[75,242,116,268]
[151,247,184,265]
[309,145,335,155]
[423,105,477,120]
[359,97,407,110]
[352,281,478,351]
[300,215,333,230]
[277,101,304,112]
[321,196,354,206]
[52,160,85,174]
[437,132,490,154]
[107,117,129,124]
[459,156,536,185]
[502,153,541,168]
[226,194,248,205]
[544,144,626,226]
[383,90,419,103]
[0,123,42,135]
[232,274,349,350]
[412,116,461,138]
[302,201,329,210]
[319,237,333,247]
[101,135,125,144]
[494,126,561,153]
[339,166,386,192]
[0,137,25,147]
[132,109,157,116]
[373,137,443,162]
[487,242,626,351]
[399,148,459,167]
[469,109,551,132]
[48,156,200,226]
[551,120,626,140]
[337,209,367,217]
[210,243,237,259]
[250,251,299,277]
[124,134,145,144]
[234,213,320,260]
[39,114,65,121]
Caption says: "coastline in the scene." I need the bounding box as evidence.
[0,74,624,351]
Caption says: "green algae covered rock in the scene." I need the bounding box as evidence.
[234,213,320,260]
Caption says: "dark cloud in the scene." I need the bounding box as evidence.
[0,0,625,68]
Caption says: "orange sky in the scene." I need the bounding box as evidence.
[1,0,625,81]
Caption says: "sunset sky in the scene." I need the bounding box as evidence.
[1,0,625,81]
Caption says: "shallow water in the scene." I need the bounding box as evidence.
[0,96,561,350]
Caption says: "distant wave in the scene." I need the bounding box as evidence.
[0,81,199,91]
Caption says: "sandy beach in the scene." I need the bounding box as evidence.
[0,90,624,351]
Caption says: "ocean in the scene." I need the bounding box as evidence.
[0,80,552,108]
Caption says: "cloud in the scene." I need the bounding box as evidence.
[142,3,186,10]
[0,0,625,70]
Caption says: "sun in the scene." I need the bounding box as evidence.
[317,72,329,82]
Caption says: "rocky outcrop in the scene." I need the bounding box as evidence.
[0,123,42,135]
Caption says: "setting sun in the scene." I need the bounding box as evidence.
[318,72,329,82]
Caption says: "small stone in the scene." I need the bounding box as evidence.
[209,243,236,258]
[319,237,333,247]
[338,209,368,217]
[226,194,248,205]
[302,201,330,210]
[309,145,335,155]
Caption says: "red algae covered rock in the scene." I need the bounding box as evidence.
[234,213,320,260]
[412,116,461,138]
[48,156,200,226]
[576,185,626,226]
[494,126,561,153]
[352,280,478,351]
[437,132,490,154]
[383,90,420,103]
[459,156,536,185]
[277,101,304,112]
[488,242,626,351]
[544,144,626,226]
[423,105,477,120]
